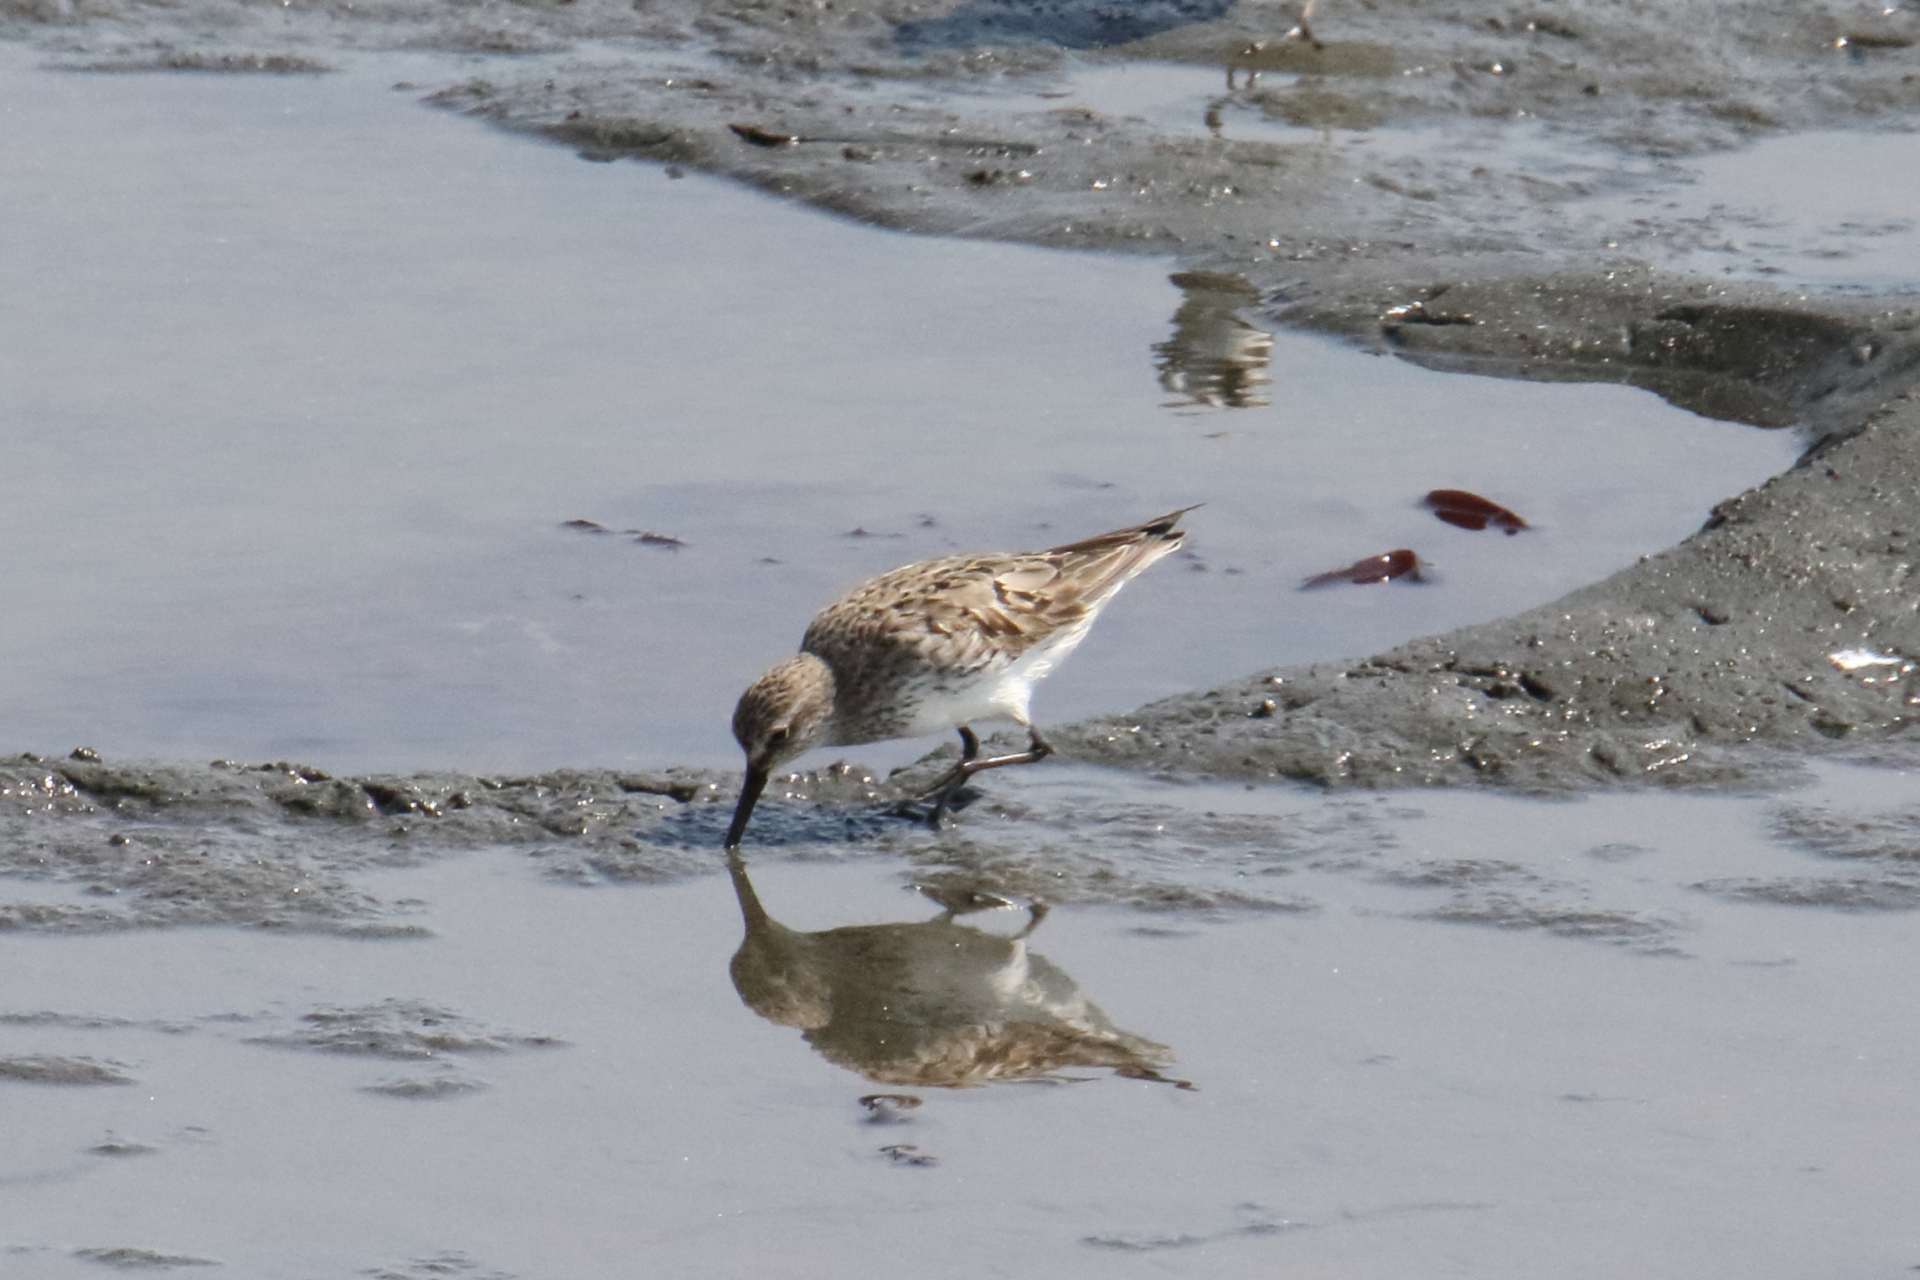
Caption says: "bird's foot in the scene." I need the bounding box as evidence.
[882,782,976,829]
[881,731,1050,830]
[873,758,973,829]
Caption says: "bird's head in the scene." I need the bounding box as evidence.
[725,653,836,850]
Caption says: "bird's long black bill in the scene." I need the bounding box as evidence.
[724,767,769,851]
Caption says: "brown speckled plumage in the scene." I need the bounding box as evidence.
[726,508,1194,849]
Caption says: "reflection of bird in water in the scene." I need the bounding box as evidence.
[726,508,1194,849]
[725,855,1191,1089]
[1154,272,1274,409]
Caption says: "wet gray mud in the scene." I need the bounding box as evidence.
[11,747,1920,1274]
[1059,266,1920,788]
[7,0,1920,790]
[1066,373,1920,788]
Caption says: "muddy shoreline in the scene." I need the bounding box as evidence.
[1060,271,1920,789]
[4,0,1920,803]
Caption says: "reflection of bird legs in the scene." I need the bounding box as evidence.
[924,893,1048,935]
[899,725,1055,830]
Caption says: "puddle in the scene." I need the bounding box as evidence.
[973,57,1384,143]
[6,759,1920,1276]
[1033,59,1314,139]
[1005,60,1920,294]
[1335,120,1920,290]
[841,55,1380,142]
[0,47,1800,777]
[1660,131,1920,290]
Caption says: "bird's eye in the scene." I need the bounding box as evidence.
[768,726,790,745]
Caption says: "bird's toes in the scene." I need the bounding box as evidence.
[880,784,977,828]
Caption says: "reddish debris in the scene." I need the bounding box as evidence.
[635,531,686,549]
[729,123,799,147]
[1423,489,1529,534]
[1301,549,1425,589]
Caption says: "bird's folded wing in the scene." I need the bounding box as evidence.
[805,554,1081,675]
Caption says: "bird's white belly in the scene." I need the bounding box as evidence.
[895,673,1029,738]
[892,624,1093,739]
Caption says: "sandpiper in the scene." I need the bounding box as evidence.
[725,507,1196,850]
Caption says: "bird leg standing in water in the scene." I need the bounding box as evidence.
[900,723,1056,828]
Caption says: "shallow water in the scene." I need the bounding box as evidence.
[0,47,1800,777]
[6,759,1920,1278]
[1677,130,1920,289]
[3,40,1919,1280]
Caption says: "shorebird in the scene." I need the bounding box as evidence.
[725,507,1195,850]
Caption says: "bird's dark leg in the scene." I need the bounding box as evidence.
[921,726,982,830]
[921,727,1054,830]
[972,726,1053,772]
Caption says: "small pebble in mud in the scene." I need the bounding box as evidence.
[1842,32,1917,50]
[1423,489,1529,534]
[70,746,101,762]
[635,531,686,549]
[879,1143,938,1166]
[361,1075,489,1099]
[1382,299,1477,329]
[0,1055,134,1085]
[729,123,798,147]
[74,1248,220,1269]
[1301,549,1426,589]
[1250,698,1278,718]
[859,1093,923,1124]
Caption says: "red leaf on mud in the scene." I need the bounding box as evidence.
[1301,549,1425,589]
[1423,489,1529,534]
